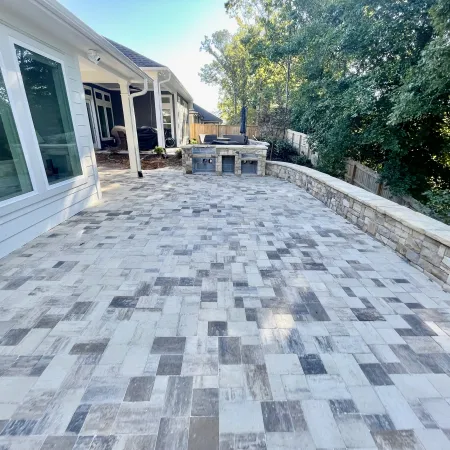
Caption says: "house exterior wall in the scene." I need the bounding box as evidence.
[0,14,102,259]
[133,91,156,128]
[84,83,124,149]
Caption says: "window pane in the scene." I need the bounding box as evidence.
[104,94,110,102]
[0,69,32,201]
[16,45,82,184]
[163,111,171,124]
[84,88,91,96]
[162,97,170,104]
[97,105,108,138]
[95,92,102,100]
[106,107,114,133]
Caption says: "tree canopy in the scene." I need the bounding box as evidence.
[200,0,450,198]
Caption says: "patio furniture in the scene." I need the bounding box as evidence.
[111,126,127,150]
[223,134,247,144]
[203,134,217,144]
[137,126,158,150]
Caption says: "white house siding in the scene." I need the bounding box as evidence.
[0,14,101,259]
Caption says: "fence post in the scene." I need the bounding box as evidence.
[376,182,383,196]
[351,163,357,185]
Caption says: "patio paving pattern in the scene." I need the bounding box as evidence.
[1,168,450,449]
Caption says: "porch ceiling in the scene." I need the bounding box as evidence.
[79,56,154,89]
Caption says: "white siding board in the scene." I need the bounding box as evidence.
[0,17,102,258]
[0,188,99,259]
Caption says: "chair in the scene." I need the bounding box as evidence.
[203,134,217,144]
[110,126,127,150]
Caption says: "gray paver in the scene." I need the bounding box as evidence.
[0,168,449,448]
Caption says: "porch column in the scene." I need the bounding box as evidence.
[119,80,142,176]
[173,92,180,146]
[153,73,165,148]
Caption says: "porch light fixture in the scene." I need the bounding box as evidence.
[87,49,101,64]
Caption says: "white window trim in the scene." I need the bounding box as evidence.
[161,94,174,139]
[84,86,101,149]
[0,50,38,208]
[8,36,87,193]
[94,88,114,140]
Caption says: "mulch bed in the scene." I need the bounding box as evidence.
[96,152,182,170]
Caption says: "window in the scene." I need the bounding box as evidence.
[0,67,32,202]
[94,89,114,140]
[162,95,173,137]
[16,45,82,184]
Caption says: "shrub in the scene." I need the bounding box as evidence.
[154,146,166,157]
[291,154,313,168]
[260,136,298,163]
[175,148,182,159]
[424,189,450,225]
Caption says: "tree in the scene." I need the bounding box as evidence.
[287,0,450,197]
[200,29,251,124]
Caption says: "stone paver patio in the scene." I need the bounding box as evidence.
[1,168,450,450]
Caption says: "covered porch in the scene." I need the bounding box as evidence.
[79,56,157,176]
[80,61,191,169]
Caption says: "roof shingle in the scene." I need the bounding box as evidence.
[193,104,223,123]
[105,38,165,68]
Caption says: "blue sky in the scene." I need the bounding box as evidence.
[58,0,237,114]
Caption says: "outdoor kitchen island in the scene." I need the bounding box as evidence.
[181,144,268,176]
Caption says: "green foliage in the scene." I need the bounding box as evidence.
[286,0,450,197]
[200,8,299,126]
[154,146,165,157]
[424,189,450,224]
[291,154,313,168]
[260,136,298,162]
[190,138,198,144]
[175,148,182,159]
[204,0,450,202]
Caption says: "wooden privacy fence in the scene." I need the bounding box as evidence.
[345,159,426,212]
[285,129,318,165]
[345,160,388,196]
[189,123,260,143]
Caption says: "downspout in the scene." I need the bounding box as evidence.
[157,72,172,147]
[129,77,149,177]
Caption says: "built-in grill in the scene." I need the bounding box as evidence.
[182,144,267,176]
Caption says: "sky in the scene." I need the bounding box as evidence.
[58,0,238,115]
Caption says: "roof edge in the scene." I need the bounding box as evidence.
[32,0,151,82]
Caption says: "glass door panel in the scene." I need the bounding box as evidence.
[0,68,32,201]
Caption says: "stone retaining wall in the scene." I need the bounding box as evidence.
[266,161,450,291]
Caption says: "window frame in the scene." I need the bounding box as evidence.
[0,49,36,208]
[84,86,101,149]
[10,36,86,193]
[161,94,174,138]
[93,88,114,140]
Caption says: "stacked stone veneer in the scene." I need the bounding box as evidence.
[181,145,267,176]
[266,161,450,291]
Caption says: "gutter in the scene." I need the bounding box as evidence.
[151,67,193,102]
